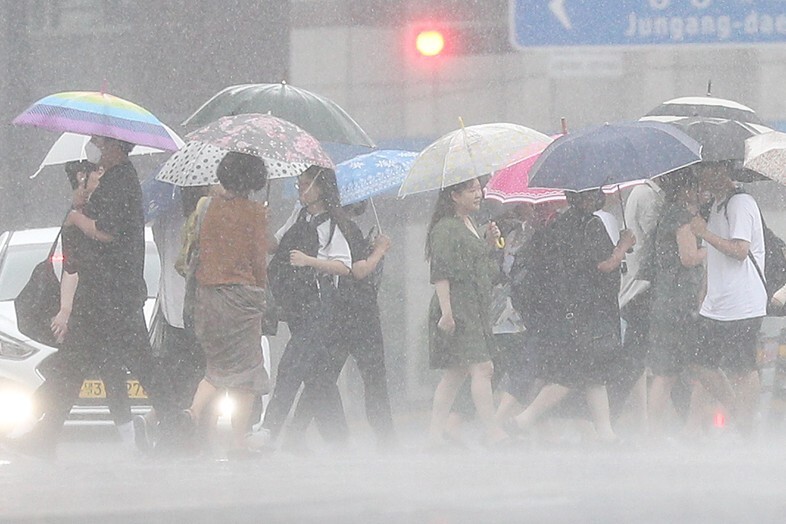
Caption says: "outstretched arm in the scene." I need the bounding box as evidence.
[65,210,114,243]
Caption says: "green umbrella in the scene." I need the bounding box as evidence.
[182,82,375,147]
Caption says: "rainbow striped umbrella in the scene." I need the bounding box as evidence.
[12,91,180,151]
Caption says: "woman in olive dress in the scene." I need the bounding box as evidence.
[425,178,509,448]
[647,172,706,437]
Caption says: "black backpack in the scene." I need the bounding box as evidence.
[509,228,545,326]
[267,208,334,323]
[509,214,583,333]
[725,191,786,316]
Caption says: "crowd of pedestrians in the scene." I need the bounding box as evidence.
[3,136,776,459]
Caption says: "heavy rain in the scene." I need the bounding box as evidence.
[2,1,786,522]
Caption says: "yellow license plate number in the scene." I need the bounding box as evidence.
[79,379,147,399]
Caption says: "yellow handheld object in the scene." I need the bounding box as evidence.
[496,236,506,249]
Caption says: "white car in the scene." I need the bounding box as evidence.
[0,227,160,434]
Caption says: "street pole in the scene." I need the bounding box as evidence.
[0,1,32,229]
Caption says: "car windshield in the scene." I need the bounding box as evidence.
[0,241,160,302]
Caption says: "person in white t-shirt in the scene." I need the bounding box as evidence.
[261,167,353,452]
[689,161,766,436]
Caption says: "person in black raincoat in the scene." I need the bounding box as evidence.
[509,188,635,443]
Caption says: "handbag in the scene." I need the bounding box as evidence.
[182,197,212,332]
[15,228,63,347]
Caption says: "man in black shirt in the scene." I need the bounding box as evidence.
[8,136,172,458]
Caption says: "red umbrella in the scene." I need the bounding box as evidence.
[484,137,564,204]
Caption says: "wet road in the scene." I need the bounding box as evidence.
[2,427,786,523]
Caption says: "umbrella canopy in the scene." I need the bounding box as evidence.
[32,128,185,177]
[642,96,765,126]
[744,131,786,185]
[12,91,180,151]
[527,121,702,192]
[336,149,418,206]
[484,137,558,204]
[668,116,766,163]
[182,82,375,148]
[157,114,333,187]
[398,122,550,197]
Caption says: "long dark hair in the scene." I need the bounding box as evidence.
[660,167,697,204]
[302,165,350,237]
[425,178,477,260]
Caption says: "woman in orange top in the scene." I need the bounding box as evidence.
[186,152,269,458]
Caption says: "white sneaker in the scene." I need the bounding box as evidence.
[6,418,36,440]
[246,427,273,451]
[116,421,136,450]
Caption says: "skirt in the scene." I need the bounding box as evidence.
[194,284,270,395]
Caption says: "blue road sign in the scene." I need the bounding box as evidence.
[511,0,786,49]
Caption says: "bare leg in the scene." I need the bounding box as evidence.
[692,365,738,415]
[230,390,256,450]
[730,370,761,437]
[428,367,469,445]
[468,360,507,443]
[648,375,676,438]
[685,379,712,439]
[626,371,649,435]
[585,385,617,441]
[495,392,524,424]
[444,412,465,442]
[513,383,571,431]
[189,379,219,424]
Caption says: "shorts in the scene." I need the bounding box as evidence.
[693,316,763,374]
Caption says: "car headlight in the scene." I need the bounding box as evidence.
[0,387,33,428]
[0,335,38,360]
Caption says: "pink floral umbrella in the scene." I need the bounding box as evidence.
[188,113,333,174]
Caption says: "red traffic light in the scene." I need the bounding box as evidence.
[415,30,446,57]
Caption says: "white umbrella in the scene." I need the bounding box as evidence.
[31,125,185,178]
[744,131,786,184]
[398,121,550,197]
[642,96,767,128]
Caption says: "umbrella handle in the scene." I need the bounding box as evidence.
[369,197,382,234]
[615,184,634,254]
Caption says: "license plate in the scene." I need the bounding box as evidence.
[79,379,147,399]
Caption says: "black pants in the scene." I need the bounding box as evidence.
[35,343,132,426]
[262,301,348,443]
[292,307,396,443]
[608,289,651,417]
[30,305,176,445]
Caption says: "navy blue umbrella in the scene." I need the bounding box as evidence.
[527,121,702,192]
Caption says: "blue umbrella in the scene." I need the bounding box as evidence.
[527,121,702,192]
[336,149,419,206]
[141,171,178,222]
